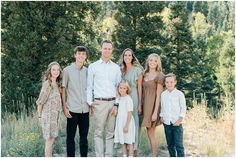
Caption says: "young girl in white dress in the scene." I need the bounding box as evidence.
[114,80,135,157]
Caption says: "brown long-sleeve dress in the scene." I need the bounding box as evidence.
[36,80,62,139]
[141,73,164,128]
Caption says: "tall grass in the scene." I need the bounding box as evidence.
[1,95,235,157]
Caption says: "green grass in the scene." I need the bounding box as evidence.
[1,96,234,157]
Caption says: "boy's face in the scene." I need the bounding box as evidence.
[165,76,177,91]
[74,51,87,63]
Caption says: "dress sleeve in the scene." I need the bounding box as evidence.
[127,96,134,112]
[134,66,144,81]
[36,81,51,106]
[155,72,164,85]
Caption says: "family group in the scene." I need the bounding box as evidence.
[36,40,186,157]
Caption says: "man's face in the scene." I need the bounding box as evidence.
[101,42,112,59]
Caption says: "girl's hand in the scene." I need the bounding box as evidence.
[151,113,157,122]
[123,126,128,133]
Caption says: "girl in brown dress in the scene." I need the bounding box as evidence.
[141,53,164,156]
[36,61,62,157]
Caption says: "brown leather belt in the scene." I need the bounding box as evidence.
[95,97,116,101]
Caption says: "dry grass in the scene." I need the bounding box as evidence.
[184,99,235,157]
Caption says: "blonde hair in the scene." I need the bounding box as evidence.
[165,73,177,81]
[118,48,143,75]
[117,80,131,96]
[42,61,62,88]
[144,53,162,74]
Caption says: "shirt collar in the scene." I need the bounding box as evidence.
[99,58,112,64]
[167,88,177,94]
[72,63,84,70]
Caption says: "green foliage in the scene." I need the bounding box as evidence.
[112,1,166,64]
[1,1,101,113]
[162,2,198,98]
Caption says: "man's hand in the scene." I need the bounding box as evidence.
[111,106,118,116]
[90,101,99,108]
[63,106,72,118]
[89,106,93,117]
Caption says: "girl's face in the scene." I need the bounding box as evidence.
[118,83,128,96]
[74,51,87,63]
[50,64,60,79]
[123,50,133,65]
[148,56,158,70]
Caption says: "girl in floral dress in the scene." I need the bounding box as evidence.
[36,61,62,157]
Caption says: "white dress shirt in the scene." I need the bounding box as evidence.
[160,88,186,125]
[87,59,121,106]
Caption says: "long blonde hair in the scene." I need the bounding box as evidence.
[117,80,131,97]
[144,53,162,74]
[42,61,62,88]
[118,48,143,75]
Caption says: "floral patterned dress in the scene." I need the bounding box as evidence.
[36,80,62,139]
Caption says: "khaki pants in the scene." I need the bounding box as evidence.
[93,100,115,157]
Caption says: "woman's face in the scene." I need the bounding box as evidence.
[50,64,60,79]
[148,56,158,70]
[123,50,133,65]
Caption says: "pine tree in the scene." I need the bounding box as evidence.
[1,1,101,113]
[162,2,202,100]
[112,1,166,64]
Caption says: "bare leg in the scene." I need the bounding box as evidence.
[133,149,138,157]
[128,144,134,157]
[45,137,55,157]
[147,127,158,157]
[122,144,128,157]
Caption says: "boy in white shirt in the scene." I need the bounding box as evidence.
[160,73,186,157]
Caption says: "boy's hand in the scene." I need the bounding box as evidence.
[160,117,164,123]
[173,117,183,126]
[63,105,72,118]
[123,126,128,133]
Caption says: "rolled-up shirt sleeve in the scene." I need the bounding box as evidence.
[179,92,186,118]
[87,64,94,106]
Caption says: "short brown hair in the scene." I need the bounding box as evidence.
[100,40,112,47]
[74,46,88,55]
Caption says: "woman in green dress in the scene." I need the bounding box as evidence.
[119,48,143,156]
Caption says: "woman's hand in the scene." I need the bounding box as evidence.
[138,104,142,114]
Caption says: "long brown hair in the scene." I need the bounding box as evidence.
[42,61,62,88]
[118,48,143,75]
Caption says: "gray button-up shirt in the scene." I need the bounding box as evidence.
[62,63,89,113]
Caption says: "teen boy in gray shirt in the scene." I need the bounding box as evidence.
[62,46,90,157]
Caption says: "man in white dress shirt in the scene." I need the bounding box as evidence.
[160,73,186,157]
[87,40,121,157]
